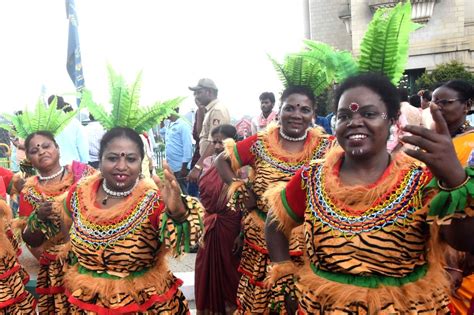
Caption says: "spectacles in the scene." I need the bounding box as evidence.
[431,98,465,107]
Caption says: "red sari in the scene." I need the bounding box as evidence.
[195,161,242,314]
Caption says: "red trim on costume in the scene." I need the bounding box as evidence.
[237,266,266,287]
[284,169,307,218]
[235,134,257,166]
[18,192,34,217]
[36,286,65,295]
[66,278,184,314]
[0,291,28,309]
[39,252,59,265]
[0,264,20,280]
[244,238,303,256]
[22,273,30,285]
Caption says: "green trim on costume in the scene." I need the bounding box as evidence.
[428,167,474,218]
[6,179,13,195]
[233,145,243,167]
[63,198,72,218]
[310,263,428,288]
[281,189,304,224]
[255,208,267,221]
[78,265,149,280]
[26,211,59,236]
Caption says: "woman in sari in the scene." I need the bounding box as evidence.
[195,124,242,314]
[432,79,474,313]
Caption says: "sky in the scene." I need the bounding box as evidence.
[0,1,307,119]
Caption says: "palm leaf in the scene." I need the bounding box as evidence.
[133,97,184,134]
[358,2,421,84]
[82,90,113,130]
[268,54,290,88]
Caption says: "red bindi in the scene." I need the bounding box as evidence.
[349,102,360,112]
[120,152,126,157]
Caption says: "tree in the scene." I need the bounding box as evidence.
[415,61,474,91]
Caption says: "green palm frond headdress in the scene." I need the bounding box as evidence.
[83,65,184,134]
[270,2,420,92]
[357,1,421,85]
[0,97,80,139]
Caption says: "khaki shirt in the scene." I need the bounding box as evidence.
[199,99,230,155]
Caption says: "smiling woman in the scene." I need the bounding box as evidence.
[265,73,474,314]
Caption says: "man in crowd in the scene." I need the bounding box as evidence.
[84,113,105,169]
[49,95,89,165]
[187,78,230,183]
[164,108,193,193]
[251,92,277,134]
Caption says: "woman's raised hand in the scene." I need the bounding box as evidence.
[402,104,466,188]
[153,162,186,217]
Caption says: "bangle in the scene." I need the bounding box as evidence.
[445,266,463,273]
[437,174,470,191]
[194,165,202,171]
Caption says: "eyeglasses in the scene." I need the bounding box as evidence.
[431,98,465,107]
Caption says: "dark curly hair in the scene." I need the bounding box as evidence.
[24,131,58,153]
[280,85,316,109]
[99,127,145,161]
[334,73,400,120]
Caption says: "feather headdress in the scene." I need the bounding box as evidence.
[83,65,184,133]
[0,97,80,139]
[270,2,420,91]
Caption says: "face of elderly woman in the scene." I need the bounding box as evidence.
[279,93,314,138]
[335,86,392,159]
[100,136,142,192]
[26,134,60,171]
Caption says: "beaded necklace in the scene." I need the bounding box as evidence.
[303,157,428,235]
[38,166,64,181]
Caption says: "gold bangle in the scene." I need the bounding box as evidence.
[194,165,202,171]
[437,174,470,191]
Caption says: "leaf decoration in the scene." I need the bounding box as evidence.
[86,66,184,133]
[357,2,422,85]
[0,97,80,139]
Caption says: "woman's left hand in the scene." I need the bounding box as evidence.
[153,162,186,217]
[402,104,466,188]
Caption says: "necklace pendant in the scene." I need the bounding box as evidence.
[102,196,108,205]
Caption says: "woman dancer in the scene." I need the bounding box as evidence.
[265,73,474,314]
[216,86,333,313]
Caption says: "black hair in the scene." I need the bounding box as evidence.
[280,85,316,108]
[440,80,474,102]
[24,130,58,153]
[259,92,275,104]
[48,95,73,113]
[409,94,421,108]
[99,127,145,161]
[398,88,409,102]
[89,113,96,121]
[334,73,400,120]
[210,124,237,140]
[421,90,432,101]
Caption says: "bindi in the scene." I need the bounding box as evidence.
[120,152,126,157]
[349,102,360,112]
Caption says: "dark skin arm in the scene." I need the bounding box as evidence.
[265,213,292,263]
[215,152,257,209]
[402,104,474,251]
[22,201,51,248]
[187,142,214,183]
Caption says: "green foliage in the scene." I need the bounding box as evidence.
[358,2,421,85]
[415,61,474,91]
[83,65,185,133]
[0,97,80,139]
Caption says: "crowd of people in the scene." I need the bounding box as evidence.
[1,4,474,314]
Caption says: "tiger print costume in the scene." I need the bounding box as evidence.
[63,173,203,314]
[0,195,36,315]
[225,124,333,314]
[267,147,453,314]
[19,162,96,314]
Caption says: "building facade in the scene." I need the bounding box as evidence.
[306,0,474,82]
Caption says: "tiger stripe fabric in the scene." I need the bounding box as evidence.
[272,149,452,314]
[228,125,332,314]
[64,173,202,314]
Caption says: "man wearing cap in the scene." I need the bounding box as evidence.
[187,78,230,183]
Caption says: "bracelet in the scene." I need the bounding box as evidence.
[444,266,463,273]
[437,174,470,191]
[194,165,202,171]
